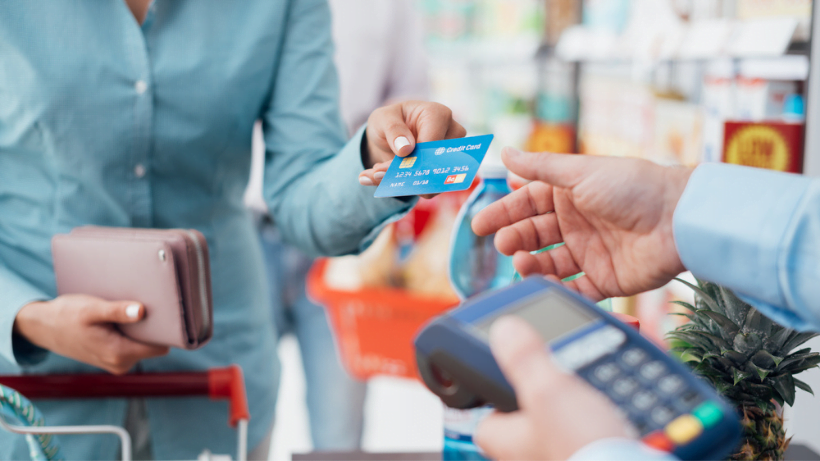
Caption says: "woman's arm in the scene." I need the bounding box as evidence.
[260,0,461,257]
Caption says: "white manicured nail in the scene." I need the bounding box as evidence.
[374,171,385,181]
[359,176,374,186]
[126,304,141,319]
[394,136,411,151]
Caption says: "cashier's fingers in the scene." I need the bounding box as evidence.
[81,300,146,325]
[512,245,581,281]
[472,181,555,237]
[493,212,562,256]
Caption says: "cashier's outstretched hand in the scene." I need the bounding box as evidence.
[358,100,466,188]
[472,148,692,301]
[475,316,631,460]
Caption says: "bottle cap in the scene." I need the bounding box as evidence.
[479,147,508,179]
[783,94,805,122]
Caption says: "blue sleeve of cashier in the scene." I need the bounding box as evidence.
[258,0,416,257]
[573,163,820,461]
[674,163,820,332]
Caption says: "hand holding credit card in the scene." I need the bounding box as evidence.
[373,135,494,198]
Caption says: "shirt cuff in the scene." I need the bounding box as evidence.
[569,438,678,461]
[0,267,51,367]
[672,163,811,308]
[339,124,418,252]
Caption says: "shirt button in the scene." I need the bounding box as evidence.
[134,164,146,178]
[134,80,148,94]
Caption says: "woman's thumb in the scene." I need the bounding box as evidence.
[83,301,145,324]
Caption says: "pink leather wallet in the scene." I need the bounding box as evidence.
[52,226,213,350]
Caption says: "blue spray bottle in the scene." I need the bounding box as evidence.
[443,162,513,460]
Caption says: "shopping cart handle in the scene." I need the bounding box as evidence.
[0,365,250,428]
[208,365,250,427]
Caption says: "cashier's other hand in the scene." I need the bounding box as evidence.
[359,100,466,189]
[14,295,169,375]
[472,148,693,301]
[475,316,631,460]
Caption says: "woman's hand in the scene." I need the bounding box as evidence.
[358,100,466,188]
[14,295,169,374]
[471,148,692,301]
[475,316,632,460]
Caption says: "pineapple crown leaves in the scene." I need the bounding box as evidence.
[666,279,820,409]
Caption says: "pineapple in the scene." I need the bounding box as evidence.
[666,279,820,461]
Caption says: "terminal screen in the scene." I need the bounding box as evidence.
[475,291,596,342]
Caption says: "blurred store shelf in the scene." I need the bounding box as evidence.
[557,17,807,63]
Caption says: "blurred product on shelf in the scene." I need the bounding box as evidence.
[723,120,805,172]
[651,98,704,166]
[583,0,631,34]
[546,0,580,45]
[526,122,576,153]
[736,0,812,39]
[735,78,798,120]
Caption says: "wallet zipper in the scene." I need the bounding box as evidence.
[184,229,211,340]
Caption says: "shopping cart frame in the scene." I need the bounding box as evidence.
[0,365,250,461]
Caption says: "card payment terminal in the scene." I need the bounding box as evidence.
[414,277,741,460]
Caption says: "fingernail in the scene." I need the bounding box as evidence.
[126,304,141,319]
[374,171,385,181]
[394,136,411,151]
[359,176,374,186]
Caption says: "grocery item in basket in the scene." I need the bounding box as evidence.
[52,226,213,350]
[324,224,399,290]
[401,198,460,302]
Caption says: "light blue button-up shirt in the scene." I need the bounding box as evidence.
[0,1,413,459]
[572,163,820,461]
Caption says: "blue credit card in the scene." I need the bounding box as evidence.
[374,134,494,198]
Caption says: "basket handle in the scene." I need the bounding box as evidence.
[0,365,250,428]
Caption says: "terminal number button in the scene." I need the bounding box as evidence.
[620,348,647,368]
[665,415,703,444]
[631,390,658,411]
[612,377,639,398]
[650,406,676,426]
[657,375,684,394]
[592,363,620,383]
[640,361,666,380]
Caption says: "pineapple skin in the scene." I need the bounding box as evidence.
[667,280,819,461]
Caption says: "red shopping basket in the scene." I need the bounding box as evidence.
[307,258,459,381]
